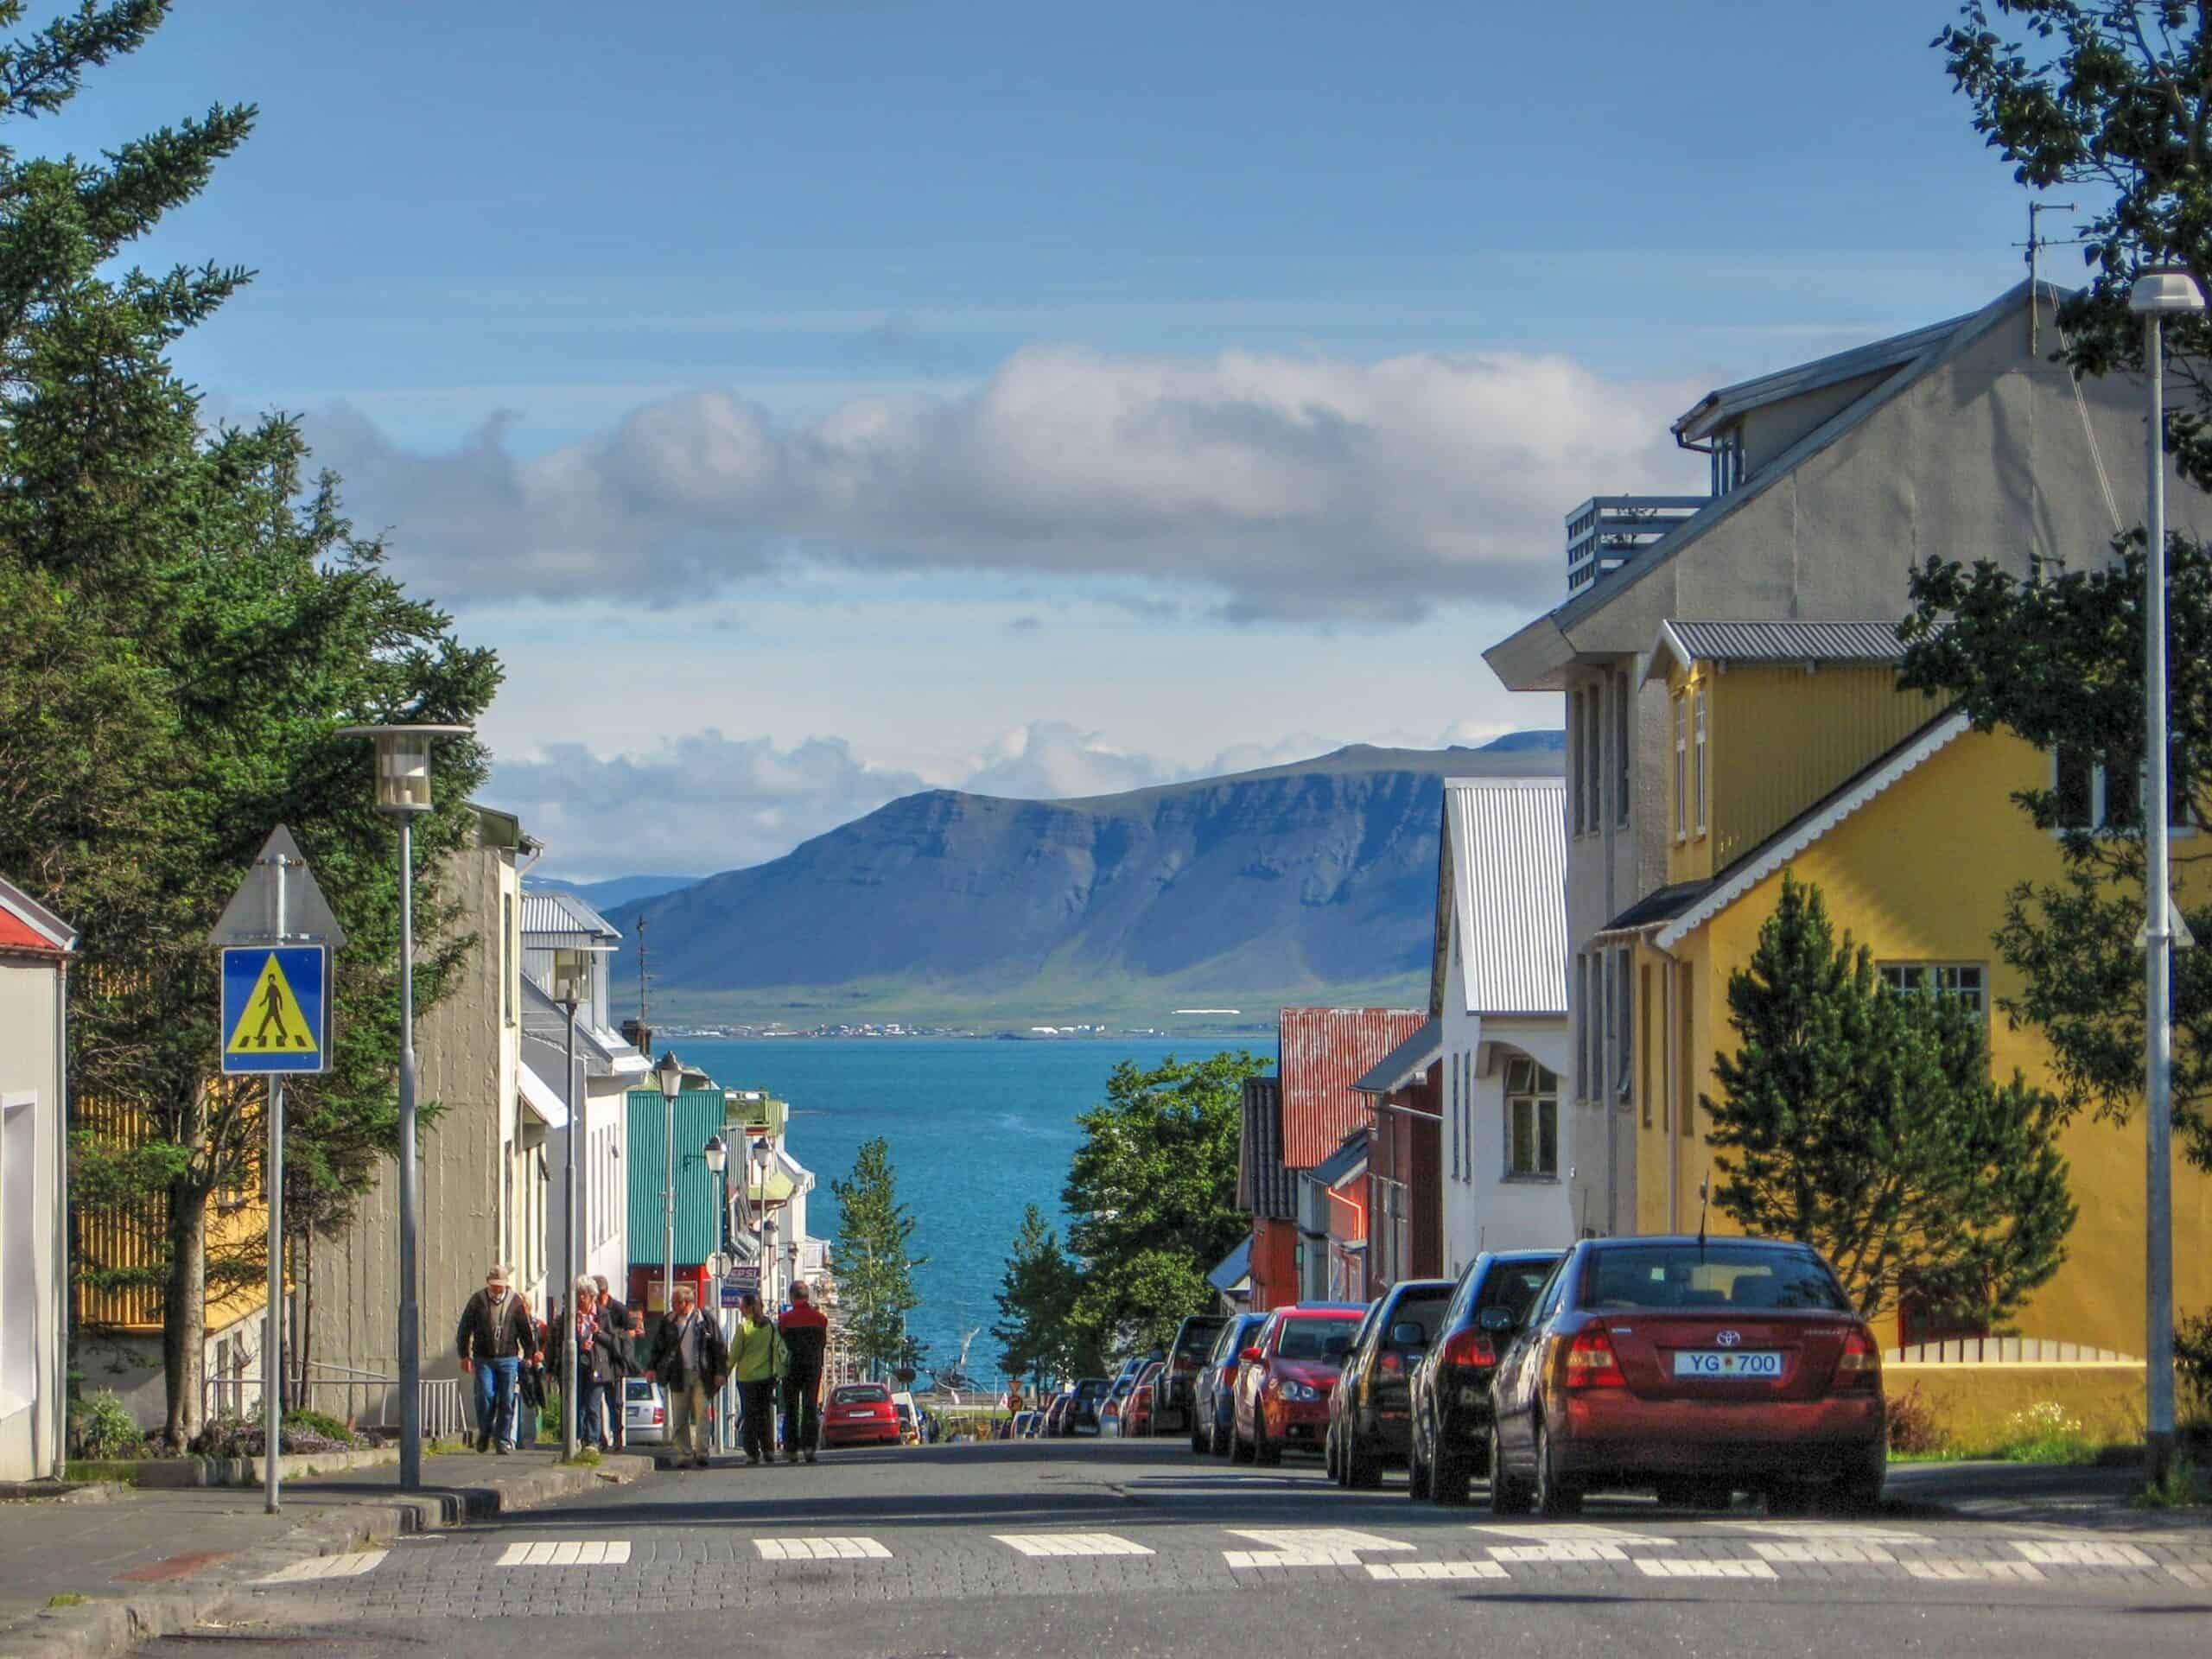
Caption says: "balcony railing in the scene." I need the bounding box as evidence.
[1565,495,1707,592]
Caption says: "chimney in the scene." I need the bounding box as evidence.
[621,1019,652,1054]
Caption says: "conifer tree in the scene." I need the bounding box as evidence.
[991,1204,1077,1392]
[830,1138,925,1378]
[1701,874,2075,1328]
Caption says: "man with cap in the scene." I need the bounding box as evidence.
[454,1265,537,1454]
[776,1280,830,1463]
[646,1282,728,1469]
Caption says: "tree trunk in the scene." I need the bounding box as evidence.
[162,1179,209,1451]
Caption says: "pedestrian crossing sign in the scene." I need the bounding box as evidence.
[220,945,328,1075]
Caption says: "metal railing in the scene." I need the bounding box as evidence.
[205,1372,468,1440]
[1887,1338,2142,1365]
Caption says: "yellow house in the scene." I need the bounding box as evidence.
[1603,620,2212,1360]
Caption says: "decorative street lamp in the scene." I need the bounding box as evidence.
[750,1136,776,1311]
[549,943,606,1460]
[2128,264,2203,1487]
[337,721,471,1492]
[654,1050,683,1338]
[702,1132,729,1446]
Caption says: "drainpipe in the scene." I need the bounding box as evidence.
[53,952,70,1480]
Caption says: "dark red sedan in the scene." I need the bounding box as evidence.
[1230,1302,1364,1465]
[821,1382,902,1449]
[1487,1236,1886,1516]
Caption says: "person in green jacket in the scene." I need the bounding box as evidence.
[729,1293,787,1465]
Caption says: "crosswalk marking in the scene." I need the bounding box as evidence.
[2168,1563,2212,1589]
[1489,1541,1628,1562]
[1224,1527,1414,1569]
[1719,1522,1932,1544]
[2012,1540,2157,1568]
[496,1541,632,1567]
[1636,1558,1778,1580]
[1471,1523,1672,1544]
[1367,1560,1510,1581]
[1907,1560,2046,1583]
[1750,1541,1897,1565]
[995,1533,1153,1558]
[253,1550,387,1585]
[753,1536,892,1561]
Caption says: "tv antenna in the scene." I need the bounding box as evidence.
[2019,200,2080,355]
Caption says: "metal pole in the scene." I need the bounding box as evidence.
[663,1089,676,1349]
[562,997,579,1460]
[264,1075,283,1513]
[397,815,422,1491]
[2144,311,2178,1486]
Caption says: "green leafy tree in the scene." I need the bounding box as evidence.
[991,1204,1078,1391]
[1062,1051,1266,1360]
[1701,874,2076,1326]
[830,1137,925,1379]
[0,2,499,1444]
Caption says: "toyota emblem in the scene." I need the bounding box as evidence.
[1715,1330,1741,1347]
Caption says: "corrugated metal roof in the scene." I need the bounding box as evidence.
[1278,1007,1427,1169]
[1238,1076,1297,1219]
[520,889,621,941]
[1650,620,1904,680]
[1445,778,1567,1015]
[1353,1016,1442,1096]
[1672,312,1971,445]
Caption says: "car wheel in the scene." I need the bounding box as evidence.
[1344,1427,1382,1490]
[1254,1423,1282,1467]
[1532,1419,1583,1517]
[1431,1443,1471,1506]
[1407,1433,1432,1502]
[1231,1421,1255,1465]
[1487,1422,1531,1516]
[1827,1458,1886,1516]
[1211,1415,1231,1459]
[1191,1414,1209,1455]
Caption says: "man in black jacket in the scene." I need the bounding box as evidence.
[455,1265,537,1453]
[646,1283,728,1469]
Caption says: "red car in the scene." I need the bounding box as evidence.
[1122,1361,1164,1437]
[1230,1302,1365,1465]
[1488,1236,1886,1516]
[821,1382,902,1449]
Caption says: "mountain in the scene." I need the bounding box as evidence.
[607,734,1562,1024]
[526,873,703,911]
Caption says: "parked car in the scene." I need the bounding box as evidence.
[1488,1236,1886,1516]
[821,1381,904,1449]
[1122,1361,1165,1437]
[1327,1277,1454,1488]
[892,1391,921,1445]
[1195,1312,1269,1456]
[1041,1390,1072,1436]
[1160,1314,1227,1435]
[1008,1409,1040,1439]
[622,1376,668,1446]
[1069,1376,1109,1434]
[1230,1301,1365,1465]
[1408,1250,1563,1503]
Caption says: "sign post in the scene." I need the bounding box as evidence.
[209,828,344,1516]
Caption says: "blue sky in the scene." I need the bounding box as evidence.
[46,1,2055,876]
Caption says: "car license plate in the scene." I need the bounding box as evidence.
[1673,1350,1783,1378]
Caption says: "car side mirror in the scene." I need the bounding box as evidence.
[1478,1306,1518,1335]
[1240,1346,1263,1363]
[1389,1320,1426,1347]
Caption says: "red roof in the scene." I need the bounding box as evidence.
[0,877,76,959]
[1277,1007,1426,1168]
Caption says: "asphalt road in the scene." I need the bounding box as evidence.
[137,1436,2212,1658]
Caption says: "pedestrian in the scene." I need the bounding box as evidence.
[776,1279,830,1464]
[646,1282,727,1470]
[548,1276,623,1447]
[454,1264,537,1454]
[728,1291,785,1466]
[593,1274,632,1451]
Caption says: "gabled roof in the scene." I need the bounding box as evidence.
[1353,1016,1442,1096]
[1651,711,1971,950]
[520,889,620,943]
[1206,1235,1253,1296]
[1597,880,1714,936]
[1443,778,1567,1016]
[0,876,76,959]
[1278,1007,1428,1167]
[1671,311,1975,445]
[1238,1075,1297,1219]
[1306,1127,1370,1190]
[1644,619,1904,683]
[520,976,647,1077]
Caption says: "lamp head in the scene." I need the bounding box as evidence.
[751,1136,774,1174]
[335,723,473,815]
[654,1049,684,1102]
[702,1133,727,1175]
[2131,264,2206,316]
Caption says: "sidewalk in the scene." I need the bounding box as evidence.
[0,1445,652,1659]
[1887,1458,2212,1535]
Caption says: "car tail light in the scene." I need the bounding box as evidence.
[1562,1328,1626,1390]
[1836,1327,1881,1389]
[1380,1351,1403,1374]
[1440,1328,1497,1370]
[651,1408,664,1424]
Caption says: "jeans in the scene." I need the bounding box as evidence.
[668,1376,711,1463]
[596,1379,624,1448]
[781,1370,821,1455]
[577,1377,605,1447]
[473,1357,519,1447]
[737,1378,776,1460]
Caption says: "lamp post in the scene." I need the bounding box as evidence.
[751,1137,775,1310]
[337,721,471,1491]
[552,950,588,1461]
[2130,264,2202,1488]
[654,1050,683,1339]
[702,1133,728,1446]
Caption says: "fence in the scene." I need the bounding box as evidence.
[1887,1338,2140,1365]
[205,1370,468,1441]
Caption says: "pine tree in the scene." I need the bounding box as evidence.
[830,1138,925,1379]
[991,1204,1077,1392]
[1701,874,2076,1327]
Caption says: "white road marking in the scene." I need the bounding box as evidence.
[1470,1523,1675,1544]
[2168,1563,2212,1589]
[1488,1541,1629,1562]
[1224,1528,1414,1568]
[2012,1540,2158,1568]
[253,1550,387,1585]
[1636,1558,1779,1580]
[995,1533,1153,1558]
[495,1541,632,1567]
[1750,1540,1897,1565]
[1367,1560,1510,1581]
[752,1536,892,1561]
[1718,1522,1932,1544]
[1907,1560,2046,1583]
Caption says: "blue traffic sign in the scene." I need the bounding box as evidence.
[220,946,329,1075]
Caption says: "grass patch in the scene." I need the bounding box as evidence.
[44,1592,89,1609]
[557,1446,602,1468]
[2136,1459,2212,1509]
[424,1437,469,1456]
[60,1461,138,1485]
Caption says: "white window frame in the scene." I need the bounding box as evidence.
[1693,686,1708,836]
[1673,693,1688,842]
[1503,1058,1560,1180]
[1614,668,1632,828]
[1879,961,1987,1017]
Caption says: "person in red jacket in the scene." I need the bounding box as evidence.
[777,1281,830,1463]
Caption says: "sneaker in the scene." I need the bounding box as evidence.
[494,1442,511,1456]
[747,1454,761,1465]
[474,1433,492,1454]
[803,1451,817,1464]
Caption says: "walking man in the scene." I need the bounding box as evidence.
[728,1291,785,1465]
[777,1279,830,1464]
[455,1265,537,1454]
[647,1283,727,1470]
[593,1274,632,1451]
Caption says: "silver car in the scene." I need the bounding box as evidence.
[623,1377,668,1446]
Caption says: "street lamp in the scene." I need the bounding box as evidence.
[750,1137,776,1309]
[654,1050,683,1338]
[2129,263,2202,1487]
[337,721,471,1492]
[702,1133,728,1445]
[550,944,603,1460]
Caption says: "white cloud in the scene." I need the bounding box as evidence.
[311,343,1701,620]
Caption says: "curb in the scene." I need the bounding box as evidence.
[0,1454,653,1659]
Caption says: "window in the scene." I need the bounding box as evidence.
[1637,964,1654,1127]
[1503,1058,1560,1179]
[1614,669,1631,826]
[503,893,515,1027]
[1448,1054,1460,1181]
[1678,962,1695,1139]
[1710,427,1745,495]
[1588,683,1604,830]
[1612,950,1632,1097]
[1573,957,1589,1102]
[1880,962,1986,1015]
[2052,743,2195,833]
[1673,694,1688,841]
[1692,687,1708,836]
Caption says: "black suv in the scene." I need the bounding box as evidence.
[1160,1314,1228,1435]
[1407,1250,1562,1503]
[1325,1278,1453,1488]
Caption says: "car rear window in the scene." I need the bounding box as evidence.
[833,1384,890,1404]
[1386,1293,1452,1344]
[1173,1319,1226,1356]
[1581,1243,1850,1313]
[1476,1259,1560,1321]
[1275,1317,1360,1360]
[624,1379,657,1401]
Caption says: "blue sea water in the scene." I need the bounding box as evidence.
[673,1037,1238,1379]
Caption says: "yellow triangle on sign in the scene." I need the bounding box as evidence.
[225,953,318,1058]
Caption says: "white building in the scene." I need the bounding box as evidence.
[1433,778,1573,1274]
[0,878,74,1482]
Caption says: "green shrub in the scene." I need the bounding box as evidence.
[1997,1401,2097,1465]
[283,1408,354,1445]
[1885,1383,1946,1456]
[2178,1313,2212,1426]
[71,1390,143,1461]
